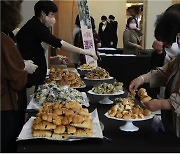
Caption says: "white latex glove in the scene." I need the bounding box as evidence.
[24,60,38,74]
[81,50,98,60]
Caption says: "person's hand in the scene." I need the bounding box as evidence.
[110,42,113,46]
[129,76,144,93]
[144,99,172,111]
[143,99,161,111]
[136,44,143,50]
[152,40,163,54]
[84,50,98,60]
[24,60,38,74]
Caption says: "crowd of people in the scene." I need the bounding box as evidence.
[1,0,180,152]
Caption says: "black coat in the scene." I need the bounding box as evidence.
[16,16,62,87]
[98,22,114,47]
[109,21,118,48]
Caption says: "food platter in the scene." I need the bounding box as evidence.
[74,84,86,89]
[17,109,103,141]
[84,76,113,81]
[88,90,124,105]
[88,90,124,96]
[77,67,95,71]
[105,112,154,132]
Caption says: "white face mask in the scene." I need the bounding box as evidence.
[129,23,137,29]
[45,16,56,27]
[165,37,180,58]
[102,21,106,25]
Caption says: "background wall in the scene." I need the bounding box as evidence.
[88,0,126,48]
[20,0,177,54]
[20,1,37,28]
[144,0,172,49]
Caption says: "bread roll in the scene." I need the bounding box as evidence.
[137,88,146,97]
[32,130,52,137]
[54,125,65,134]
[33,121,56,130]
[141,96,152,103]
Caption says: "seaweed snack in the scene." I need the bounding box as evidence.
[92,83,120,94]
[34,83,88,106]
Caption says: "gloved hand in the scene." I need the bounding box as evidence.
[24,60,38,74]
[83,50,98,60]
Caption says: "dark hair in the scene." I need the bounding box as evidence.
[34,0,58,17]
[90,16,95,30]
[126,16,138,28]
[75,15,95,29]
[165,3,180,12]
[1,1,22,32]
[75,15,80,27]
[101,15,107,21]
[155,3,180,26]
[155,4,180,44]
[109,15,115,20]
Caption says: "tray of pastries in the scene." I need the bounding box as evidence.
[18,102,103,141]
[47,68,85,88]
[84,67,112,80]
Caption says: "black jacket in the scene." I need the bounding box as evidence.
[16,16,62,87]
[98,22,114,47]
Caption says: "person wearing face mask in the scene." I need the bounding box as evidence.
[16,1,97,89]
[123,16,143,55]
[98,15,114,48]
[151,4,180,100]
[129,7,180,138]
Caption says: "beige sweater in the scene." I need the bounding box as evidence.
[150,54,180,137]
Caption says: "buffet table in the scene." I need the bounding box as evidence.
[17,85,180,153]
[98,53,159,98]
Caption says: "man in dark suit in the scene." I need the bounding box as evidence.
[98,15,114,48]
[109,15,118,48]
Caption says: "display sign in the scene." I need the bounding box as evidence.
[77,0,97,66]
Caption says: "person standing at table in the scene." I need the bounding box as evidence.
[73,16,101,65]
[151,4,180,100]
[108,15,118,48]
[1,1,29,152]
[16,0,97,89]
[129,7,180,137]
[123,16,143,55]
[98,15,114,48]
[70,15,81,68]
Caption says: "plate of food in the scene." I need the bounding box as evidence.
[105,98,154,131]
[84,76,113,81]
[78,64,96,71]
[18,102,103,141]
[88,89,124,96]
[87,83,124,104]
[85,67,111,80]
